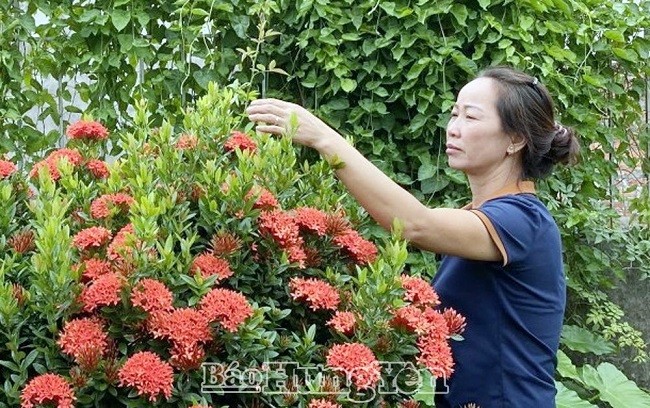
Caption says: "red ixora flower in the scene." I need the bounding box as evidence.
[246,187,279,210]
[66,119,109,141]
[20,373,75,408]
[131,278,174,313]
[72,226,112,251]
[416,332,455,379]
[327,311,357,335]
[90,193,135,219]
[258,209,307,267]
[400,275,440,307]
[118,351,173,402]
[107,223,136,262]
[0,159,17,179]
[442,307,467,336]
[86,159,110,178]
[29,148,83,181]
[57,317,109,362]
[224,130,257,153]
[332,229,378,265]
[191,253,233,281]
[76,258,113,282]
[175,133,199,150]
[309,399,342,408]
[293,207,329,236]
[148,308,213,349]
[78,273,123,312]
[169,342,206,371]
[391,305,449,337]
[199,288,254,332]
[289,277,340,311]
[326,343,381,390]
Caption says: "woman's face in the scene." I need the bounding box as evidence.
[446,77,513,176]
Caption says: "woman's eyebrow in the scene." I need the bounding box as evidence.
[452,103,485,112]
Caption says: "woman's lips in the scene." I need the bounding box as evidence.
[446,143,462,154]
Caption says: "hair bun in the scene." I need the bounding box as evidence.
[548,123,579,165]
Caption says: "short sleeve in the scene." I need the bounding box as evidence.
[469,195,542,266]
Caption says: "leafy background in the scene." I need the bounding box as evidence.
[1,0,649,406]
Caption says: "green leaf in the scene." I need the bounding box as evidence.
[406,59,430,80]
[111,9,131,32]
[451,4,469,26]
[413,369,436,406]
[340,78,357,93]
[594,363,650,408]
[612,47,639,63]
[478,0,491,10]
[560,325,615,355]
[555,381,597,408]
[556,350,580,381]
[418,162,436,181]
[604,30,625,43]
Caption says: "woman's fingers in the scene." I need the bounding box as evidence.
[253,124,285,135]
[247,112,284,127]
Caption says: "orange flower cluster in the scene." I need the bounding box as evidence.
[107,223,136,262]
[442,307,467,336]
[131,278,174,313]
[30,148,83,181]
[148,308,212,371]
[224,131,257,153]
[85,159,110,178]
[20,373,75,408]
[90,193,135,219]
[293,207,329,236]
[416,332,455,379]
[258,209,307,267]
[246,187,280,210]
[199,288,254,332]
[308,399,342,408]
[118,351,173,401]
[327,311,357,335]
[289,277,340,311]
[0,159,17,179]
[391,276,460,379]
[175,134,199,150]
[191,253,233,281]
[76,258,112,282]
[326,342,381,390]
[57,317,108,368]
[400,275,440,306]
[72,226,112,251]
[78,273,123,312]
[66,120,109,140]
[332,229,378,265]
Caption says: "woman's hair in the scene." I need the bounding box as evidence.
[478,66,580,179]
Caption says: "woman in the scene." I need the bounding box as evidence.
[246,66,579,407]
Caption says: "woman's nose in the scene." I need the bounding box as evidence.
[447,121,460,138]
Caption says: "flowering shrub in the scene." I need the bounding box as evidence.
[0,84,464,407]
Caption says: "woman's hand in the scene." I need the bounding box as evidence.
[245,98,339,151]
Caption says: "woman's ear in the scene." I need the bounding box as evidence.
[508,135,526,154]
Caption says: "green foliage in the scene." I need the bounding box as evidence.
[556,350,650,407]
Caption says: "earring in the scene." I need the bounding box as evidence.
[507,146,514,154]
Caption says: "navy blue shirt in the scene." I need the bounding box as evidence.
[432,187,566,408]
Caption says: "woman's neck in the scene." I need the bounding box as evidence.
[467,170,523,208]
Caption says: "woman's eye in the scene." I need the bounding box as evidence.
[466,115,476,120]
[450,112,458,117]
